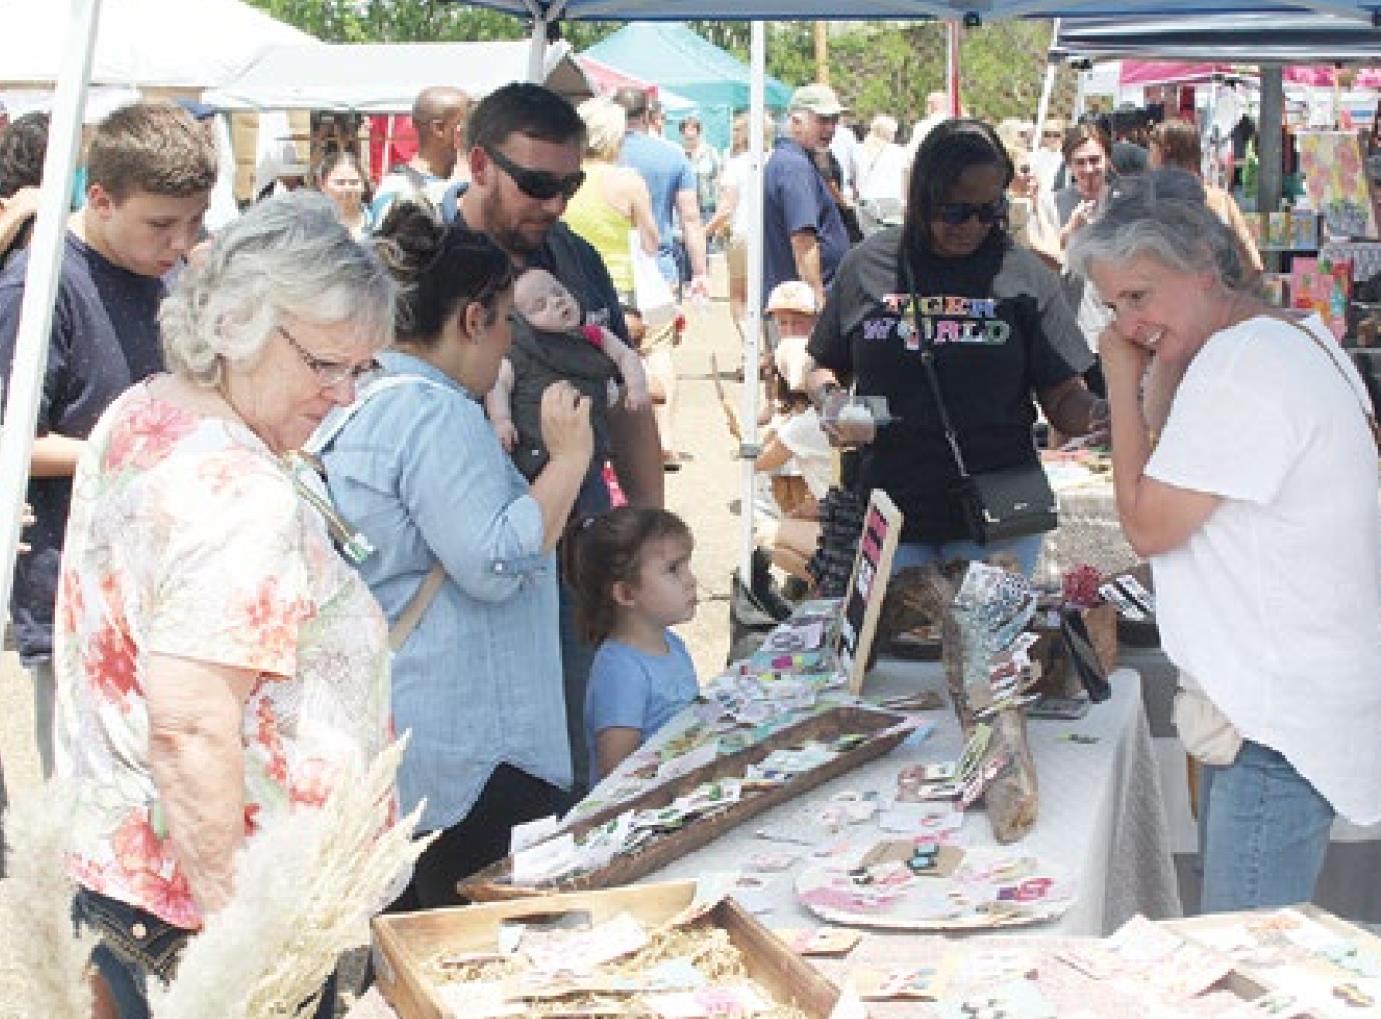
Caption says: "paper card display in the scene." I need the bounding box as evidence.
[832,489,902,695]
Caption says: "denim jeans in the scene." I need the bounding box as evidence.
[73,888,337,1019]
[1198,740,1335,913]
[890,533,1044,579]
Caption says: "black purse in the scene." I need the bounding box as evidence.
[902,256,1059,545]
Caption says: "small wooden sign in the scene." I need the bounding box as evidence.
[834,489,903,694]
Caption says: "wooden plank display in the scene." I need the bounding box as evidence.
[834,489,903,695]
[372,881,840,1019]
[459,705,912,902]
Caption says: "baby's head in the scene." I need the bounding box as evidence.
[514,268,582,333]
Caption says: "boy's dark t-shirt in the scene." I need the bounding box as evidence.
[0,232,167,663]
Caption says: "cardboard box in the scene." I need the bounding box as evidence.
[371,881,840,1019]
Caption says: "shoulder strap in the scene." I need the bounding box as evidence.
[389,561,446,652]
[901,249,971,478]
[1270,314,1381,453]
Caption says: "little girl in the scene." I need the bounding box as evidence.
[568,507,700,783]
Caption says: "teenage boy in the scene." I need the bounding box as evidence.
[0,101,216,777]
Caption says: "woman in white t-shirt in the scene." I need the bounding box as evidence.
[706,112,776,330]
[1070,169,1381,913]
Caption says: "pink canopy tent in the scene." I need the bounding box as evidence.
[1120,60,1381,88]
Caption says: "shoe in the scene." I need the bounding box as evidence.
[750,548,794,621]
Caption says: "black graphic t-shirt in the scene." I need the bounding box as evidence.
[808,226,1091,541]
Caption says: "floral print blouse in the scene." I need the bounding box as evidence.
[53,382,392,929]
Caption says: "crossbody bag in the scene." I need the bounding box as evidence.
[901,253,1059,544]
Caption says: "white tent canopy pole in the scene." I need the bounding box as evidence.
[738,20,767,588]
[0,0,102,617]
[1035,18,1061,137]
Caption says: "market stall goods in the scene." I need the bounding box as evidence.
[371,881,840,1019]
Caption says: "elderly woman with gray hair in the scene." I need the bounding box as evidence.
[56,191,396,1018]
[1068,169,1381,913]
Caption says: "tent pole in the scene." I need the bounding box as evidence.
[1259,65,1285,225]
[946,21,962,117]
[0,0,102,618]
[527,16,548,83]
[738,21,766,589]
[1035,19,1060,137]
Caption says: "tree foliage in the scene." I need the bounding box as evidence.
[246,3,1056,124]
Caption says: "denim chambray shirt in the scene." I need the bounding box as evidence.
[319,352,571,833]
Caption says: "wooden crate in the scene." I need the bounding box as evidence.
[460,705,911,901]
[372,881,839,1019]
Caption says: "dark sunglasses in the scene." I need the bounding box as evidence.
[934,198,1008,226]
[484,145,585,201]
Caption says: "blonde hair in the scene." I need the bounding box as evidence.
[578,97,626,161]
[730,111,776,156]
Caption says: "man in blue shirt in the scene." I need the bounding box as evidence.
[763,83,850,312]
[0,102,215,784]
[612,87,708,469]
[452,82,664,797]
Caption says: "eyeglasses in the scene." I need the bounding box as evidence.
[933,198,1008,226]
[1043,129,1064,138]
[279,325,382,389]
[483,145,586,201]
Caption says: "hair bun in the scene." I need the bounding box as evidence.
[374,201,445,281]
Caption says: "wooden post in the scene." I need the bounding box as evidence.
[814,21,829,86]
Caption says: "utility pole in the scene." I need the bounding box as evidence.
[814,21,829,85]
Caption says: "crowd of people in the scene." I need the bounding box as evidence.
[0,72,1376,1018]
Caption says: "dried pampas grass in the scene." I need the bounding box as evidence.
[0,781,98,1019]
[151,736,431,1019]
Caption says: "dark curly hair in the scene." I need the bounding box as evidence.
[0,111,49,198]
[565,507,693,645]
[373,203,513,345]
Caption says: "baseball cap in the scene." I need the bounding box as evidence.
[789,83,847,118]
[766,280,818,316]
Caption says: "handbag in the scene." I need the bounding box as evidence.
[901,255,1059,545]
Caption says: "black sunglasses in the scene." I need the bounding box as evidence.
[934,198,1008,226]
[483,145,585,201]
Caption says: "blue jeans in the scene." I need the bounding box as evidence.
[73,888,336,1018]
[890,533,1044,579]
[1198,741,1335,913]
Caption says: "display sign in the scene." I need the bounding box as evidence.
[1298,131,1378,240]
[834,489,902,694]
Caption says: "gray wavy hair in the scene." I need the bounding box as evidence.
[1066,168,1246,292]
[160,191,397,386]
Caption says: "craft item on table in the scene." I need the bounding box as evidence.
[874,689,945,712]
[745,851,799,873]
[933,980,1057,1019]
[1219,991,1307,1017]
[644,982,773,1017]
[815,789,882,831]
[774,928,862,957]
[760,619,827,655]
[729,872,778,915]
[511,814,562,854]
[1111,574,1155,616]
[1062,564,1103,609]
[1098,580,1147,622]
[795,848,1074,930]
[511,833,581,886]
[511,912,651,974]
[895,761,960,802]
[851,954,955,1001]
[959,746,1015,809]
[833,490,903,694]
[878,801,965,839]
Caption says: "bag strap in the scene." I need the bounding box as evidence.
[1269,313,1381,453]
[901,251,972,478]
[389,561,446,651]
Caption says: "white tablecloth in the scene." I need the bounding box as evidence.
[635,663,1181,938]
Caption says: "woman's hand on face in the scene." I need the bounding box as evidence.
[1098,323,1152,383]
[540,381,594,466]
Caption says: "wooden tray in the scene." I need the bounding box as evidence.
[372,881,839,1019]
[460,705,911,901]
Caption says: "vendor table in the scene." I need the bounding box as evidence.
[634,663,1181,938]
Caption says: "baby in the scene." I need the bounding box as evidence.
[487,268,650,480]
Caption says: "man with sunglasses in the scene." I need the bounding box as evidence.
[370,85,469,227]
[450,82,664,795]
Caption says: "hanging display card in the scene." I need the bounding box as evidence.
[1298,131,1379,239]
[834,489,902,695]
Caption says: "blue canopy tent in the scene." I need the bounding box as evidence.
[583,22,792,149]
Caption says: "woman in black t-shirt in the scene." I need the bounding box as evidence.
[804,118,1106,576]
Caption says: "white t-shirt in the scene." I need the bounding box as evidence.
[721,153,755,239]
[857,142,908,205]
[1145,314,1381,824]
[775,407,833,499]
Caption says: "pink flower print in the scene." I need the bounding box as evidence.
[57,566,85,637]
[87,622,139,705]
[103,398,197,473]
[288,756,336,809]
[238,578,313,669]
[129,867,198,930]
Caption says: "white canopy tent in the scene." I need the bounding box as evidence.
[0,0,317,89]
[204,40,596,113]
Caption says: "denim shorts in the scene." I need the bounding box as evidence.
[72,887,192,1019]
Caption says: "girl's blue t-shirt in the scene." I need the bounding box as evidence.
[584,631,698,785]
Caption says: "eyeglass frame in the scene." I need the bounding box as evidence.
[482,144,586,202]
[278,324,382,389]
[932,197,1009,227]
